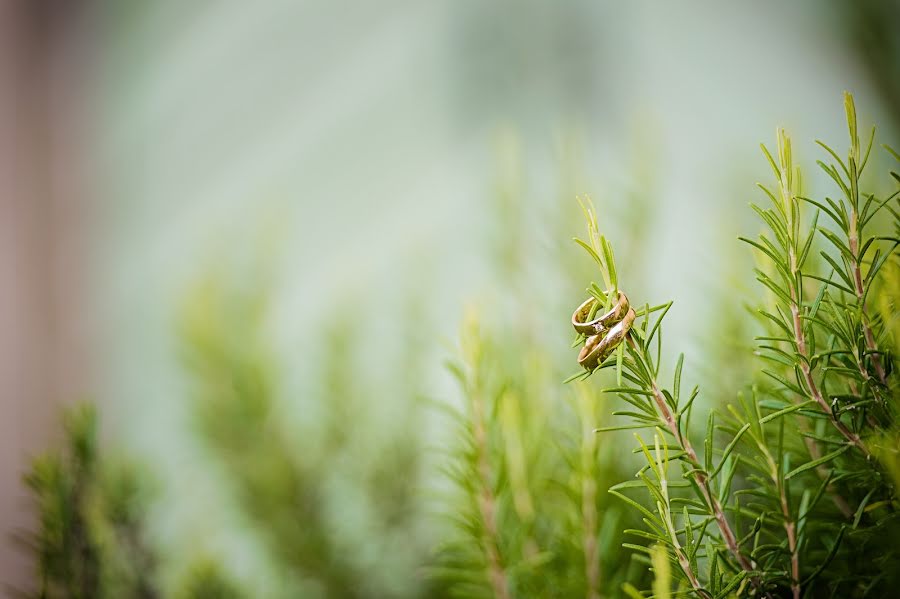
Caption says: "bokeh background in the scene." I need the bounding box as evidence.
[1,0,898,595]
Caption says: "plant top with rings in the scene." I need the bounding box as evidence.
[567,198,639,382]
[435,92,899,599]
[563,93,900,599]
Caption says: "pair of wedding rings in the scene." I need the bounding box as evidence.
[571,291,636,371]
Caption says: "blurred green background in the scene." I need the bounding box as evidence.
[1,0,898,596]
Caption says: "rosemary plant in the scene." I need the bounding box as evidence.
[178,270,434,599]
[435,311,648,598]
[433,144,656,598]
[19,404,159,599]
[18,95,898,599]
[575,94,899,598]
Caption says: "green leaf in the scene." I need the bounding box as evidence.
[708,547,720,594]
[759,400,816,424]
[853,488,876,529]
[801,526,846,586]
[680,386,700,416]
[798,195,845,231]
[616,343,624,386]
[861,190,899,227]
[750,203,789,248]
[884,143,900,162]
[761,369,804,396]
[718,456,738,502]
[612,411,661,423]
[819,251,855,290]
[595,422,657,433]
[845,92,859,155]
[784,444,852,480]
[758,309,793,338]
[709,424,750,479]
[740,237,789,276]
[754,270,794,306]
[757,183,784,217]
[563,370,592,384]
[603,387,654,397]
[677,385,701,436]
[817,160,851,199]
[673,353,684,408]
[760,143,781,179]
[803,273,854,295]
[612,479,678,491]
[825,196,850,230]
[574,237,604,268]
[602,236,618,291]
[715,571,749,599]
[816,139,851,180]
[819,227,854,261]
[645,302,673,349]
[609,489,659,523]
[798,209,820,268]
[622,582,646,599]
[859,125,875,175]
[756,346,796,368]
[864,241,900,287]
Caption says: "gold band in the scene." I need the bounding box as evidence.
[575,305,636,372]
[571,291,630,335]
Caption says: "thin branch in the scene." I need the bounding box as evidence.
[848,204,889,388]
[754,432,801,599]
[658,477,710,599]
[788,241,870,457]
[625,337,761,591]
[773,127,871,457]
[782,479,800,599]
[470,383,511,599]
[581,435,600,599]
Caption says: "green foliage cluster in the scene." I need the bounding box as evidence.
[19,404,158,599]
[19,95,898,599]
[558,94,900,598]
[175,267,436,598]
[23,275,436,599]
[171,561,242,599]
[433,312,646,598]
[430,140,657,598]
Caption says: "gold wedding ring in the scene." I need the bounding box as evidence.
[572,291,635,371]
[571,291,630,335]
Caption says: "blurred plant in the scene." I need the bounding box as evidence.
[172,560,242,599]
[432,138,656,597]
[569,93,899,598]
[19,404,158,599]
[177,264,436,598]
[22,79,897,599]
[434,312,650,598]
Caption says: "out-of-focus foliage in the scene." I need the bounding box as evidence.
[176,262,436,598]
[434,313,648,597]
[20,405,158,599]
[25,132,663,598]
[172,560,242,599]
[23,73,900,598]
[431,136,660,597]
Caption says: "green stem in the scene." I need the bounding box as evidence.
[625,337,760,591]
[788,249,870,457]
[470,383,511,599]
